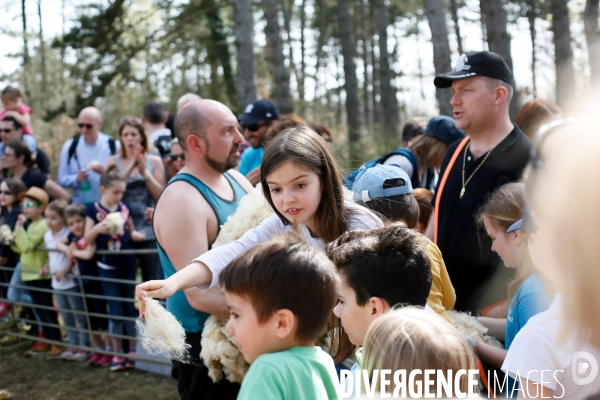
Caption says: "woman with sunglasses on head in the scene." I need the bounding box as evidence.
[166,138,185,180]
[106,117,166,281]
[4,141,71,202]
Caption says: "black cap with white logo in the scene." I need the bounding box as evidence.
[238,99,280,125]
[434,51,514,88]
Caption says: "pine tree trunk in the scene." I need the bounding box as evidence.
[584,0,600,88]
[262,0,294,113]
[526,1,538,97]
[38,0,47,96]
[374,0,399,143]
[358,0,371,130]
[204,0,238,110]
[21,0,30,98]
[449,0,464,54]
[370,2,381,127]
[231,0,257,110]
[313,0,327,108]
[424,0,453,116]
[337,0,362,158]
[480,0,519,119]
[550,0,576,107]
[298,0,307,115]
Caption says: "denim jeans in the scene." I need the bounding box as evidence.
[98,267,136,338]
[7,262,41,325]
[54,286,90,347]
[25,279,61,342]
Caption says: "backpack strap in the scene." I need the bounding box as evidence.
[67,135,81,165]
[108,138,116,155]
[433,137,470,244]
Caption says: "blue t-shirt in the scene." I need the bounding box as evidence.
[504,273,551,395]
[84,201,135,268]
[239,146,264,176]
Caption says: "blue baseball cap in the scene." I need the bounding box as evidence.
[425,116,466,145]
[352,164,413,203]
[507,205,536,233]
[238,99,280,125]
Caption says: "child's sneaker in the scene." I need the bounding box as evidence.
[28,341,51,355]
[87,353,102,365]
[47,344,66,360]
[125,351,136,369]
[96,354,113,367]
[73,350,89,362]
[110,356,126,371]
[60,349,76,361]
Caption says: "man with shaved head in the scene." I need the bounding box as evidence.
[152,99,252,399]
[58,107,118,204]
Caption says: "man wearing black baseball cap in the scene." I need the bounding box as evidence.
[237,99,280,185]
[427,51,532,312]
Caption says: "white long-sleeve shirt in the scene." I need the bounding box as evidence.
[193,201,383,289]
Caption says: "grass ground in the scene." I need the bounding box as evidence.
[0,336,178,400]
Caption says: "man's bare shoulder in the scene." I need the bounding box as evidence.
[155,180,211,216]
[227,168,254,193]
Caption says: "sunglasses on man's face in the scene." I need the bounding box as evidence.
[241,122,267,132]
[0,129,13,134]
[22,201,41,208]
[78,123,94,130]
[170,154,185,162]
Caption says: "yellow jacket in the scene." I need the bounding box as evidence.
[423,238,456,321]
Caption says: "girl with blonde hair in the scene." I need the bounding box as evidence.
[475,182,551,395]
[361,307,475,398]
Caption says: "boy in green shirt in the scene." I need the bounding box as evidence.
[12,187,64,357]
[219,236,341,400]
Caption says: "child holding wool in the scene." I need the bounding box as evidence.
[12,187,64,357]
[351,164,456,319]
[219,235,341,400]
[57,203,111,366]
[84,166,145,370]
[44,200,91,362]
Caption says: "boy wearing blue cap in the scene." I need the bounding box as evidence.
[352,164,456,320]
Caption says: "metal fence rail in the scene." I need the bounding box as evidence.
[0,247,172,366]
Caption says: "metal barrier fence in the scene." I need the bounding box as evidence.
[0,246,171,366]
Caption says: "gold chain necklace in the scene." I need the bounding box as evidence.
[460,141,492,199]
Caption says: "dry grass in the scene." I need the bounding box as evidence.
[0,336,178,400]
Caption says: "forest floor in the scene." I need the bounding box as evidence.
[0,332,178,400]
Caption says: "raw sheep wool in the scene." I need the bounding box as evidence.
[0,224,14,245]
[201,184,273,383]
[136,297,190,363]
[200,316,248,383]
[105,212,125,235]
[87,160,102,170]
[445,310,503,348]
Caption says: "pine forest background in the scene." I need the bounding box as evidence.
[1,0,599,170]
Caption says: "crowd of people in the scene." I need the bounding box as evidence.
[1,49,599,400]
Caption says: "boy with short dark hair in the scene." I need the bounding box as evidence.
[329,223,432,351]
[352,164,456,320]
[219,235,341,400]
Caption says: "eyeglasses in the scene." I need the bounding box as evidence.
[170,154,185,161]
[240,122,267,132]
[3,153,15,158]
[78,123,94,130]
[0,129,13,134]
[21,201,41,208]
[0,190,12,196]
[119,117,142,126]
